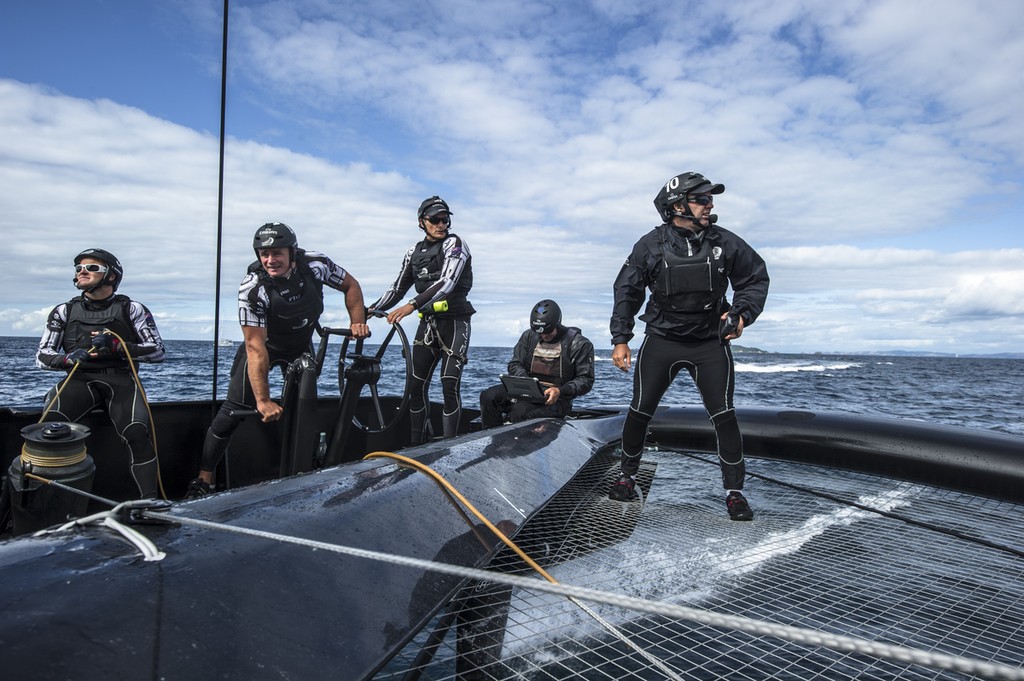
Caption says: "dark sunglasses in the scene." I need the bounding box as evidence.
[75,263,109,273]
[426,215,450,225]
[688,194,714,206]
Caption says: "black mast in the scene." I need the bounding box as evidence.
[211,0,230,410]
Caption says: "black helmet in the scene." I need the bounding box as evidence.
[253,222,298,255]
[530,299,562,334]
[653,172,725,222]
[418,196,453,220]
[74,248,123,291]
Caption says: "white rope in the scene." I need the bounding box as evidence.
[39,505,166,562]
[151,510,1024,681]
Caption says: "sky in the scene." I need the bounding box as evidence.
[1,0,1022,355]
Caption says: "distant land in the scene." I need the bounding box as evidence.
[732,345,1024,359]
[2,336,1020,359]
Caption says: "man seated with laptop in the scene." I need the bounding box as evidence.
[479,299,595,428]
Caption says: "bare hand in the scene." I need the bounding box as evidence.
[386,303,416,325]
[543,386,561,406]
[611,343,632,372]
[350,322,370,338]
[256,399,283,423]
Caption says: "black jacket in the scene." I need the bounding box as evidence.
[508,326,595,401]
[610,222,769,345]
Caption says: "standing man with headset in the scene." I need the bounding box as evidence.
[608,172,769,520]
[369,196,474,444]
[36,248,166,499]
[186,223,369,497]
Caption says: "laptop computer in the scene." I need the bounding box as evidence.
[500,374,546,403]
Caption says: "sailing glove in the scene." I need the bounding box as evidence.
[63,349,90,367]
[90,332,122,358]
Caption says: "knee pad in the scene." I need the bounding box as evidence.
[209,408,242,439]
[121,421,152,447]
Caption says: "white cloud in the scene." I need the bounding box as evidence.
[1,0,1022,356]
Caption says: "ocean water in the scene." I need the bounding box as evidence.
[3,335,1022,436]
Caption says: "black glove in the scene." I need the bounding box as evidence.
[90,332,122,358]
[63,348,90,367]
[719,312,739,343]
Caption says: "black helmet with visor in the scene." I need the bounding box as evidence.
[653,172,724,222]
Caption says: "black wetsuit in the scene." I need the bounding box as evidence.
[36,293,165,498]
[371,233,474,443]
[479,325,595,428]
[611,221,769,489]
[199,251,348,473]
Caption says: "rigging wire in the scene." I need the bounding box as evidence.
[210,0,230,413]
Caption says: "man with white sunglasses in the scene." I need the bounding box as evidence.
[36,248,166,498]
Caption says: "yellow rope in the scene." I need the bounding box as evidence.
[364,451,559,583]
[39,361,81,423]
[20,443,88,468]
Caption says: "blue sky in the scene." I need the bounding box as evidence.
[1,0,1022,354]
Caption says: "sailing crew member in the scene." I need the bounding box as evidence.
[368,196,474,444]
[479,299,595,428]
[608,172,769,520]
[186,223,369,497]
[36,248,166,498]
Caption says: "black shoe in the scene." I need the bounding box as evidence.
[726,491,753,521]
[608,474,637,501]
[185,478,213,500]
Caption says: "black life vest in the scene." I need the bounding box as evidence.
[529,328,578,388]
[652,228,728,314]
[63,295,135,369]
[409,235,473,315]
[251,251,325,355]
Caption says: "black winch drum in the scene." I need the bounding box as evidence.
[5,422,95,536]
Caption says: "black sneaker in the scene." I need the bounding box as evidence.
[185,478,213,500]
[608,474,637,501]
[726,491,753,521]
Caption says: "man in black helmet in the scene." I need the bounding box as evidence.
[368,196,474,444]
[608,172,769,521]
[479,300,595,428]
[36,248,166,499]
[186,223,369,497]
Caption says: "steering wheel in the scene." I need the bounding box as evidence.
[336,313,413,434]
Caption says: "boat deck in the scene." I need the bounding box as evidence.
[378,448,1024,680]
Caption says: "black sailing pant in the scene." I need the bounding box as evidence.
[619,335,745,490]
[410,316,471,444]
[479,383,569,428]
[200,343,296,474]
[43,370,159,498]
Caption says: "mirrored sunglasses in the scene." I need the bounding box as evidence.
[688,194,714,206]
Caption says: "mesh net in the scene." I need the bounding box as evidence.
[375,448,1024,680]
